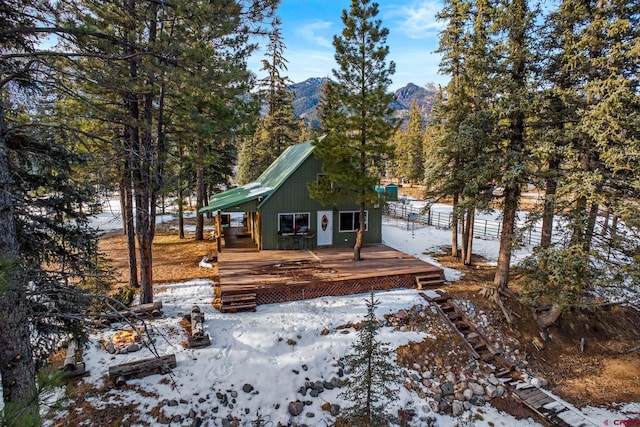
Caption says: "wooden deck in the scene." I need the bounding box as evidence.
[215,231,445,310]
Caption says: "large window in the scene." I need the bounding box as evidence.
[278,212,310,233]
[339,211,368,232]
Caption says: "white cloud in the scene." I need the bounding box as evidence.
[385,1,444,39]
[295,20,334,48]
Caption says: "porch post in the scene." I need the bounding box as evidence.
[216,211,222,252]
[256,212,261,250]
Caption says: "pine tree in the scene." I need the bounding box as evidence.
[338,292,400,426]
[394,101,425,186]
[237,17,304,180]
[1,10,109,417]
[309,0,397,261]
[520,0,640,311]
[58,0,277,301]
[425,0,495,263]
[491,0,535,290]
[1,0,53,417]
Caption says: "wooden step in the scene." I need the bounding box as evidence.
[415,273,445,289]
[495,368,513,378]
[481,353,496,362]
[440,303,455,312]
[221,293,256,303]
[220,302,257,313]
[448,312,463,321]
[431,295,450,304]
[473,343,488,352]
[466,332,480,343]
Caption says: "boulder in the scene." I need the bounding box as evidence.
[469,395,486,406]
[468,382,484,395]
[288,401,304,416]
[485,384,498,398]
[452,400,464,416]
[440,381,454,396]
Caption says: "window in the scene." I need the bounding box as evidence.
[278,212,310,233]
[339,211,368,232]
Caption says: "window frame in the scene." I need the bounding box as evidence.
[338,210,368,232]
[278,212,310,233]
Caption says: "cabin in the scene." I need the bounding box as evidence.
[200,138,383,251]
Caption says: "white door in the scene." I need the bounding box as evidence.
[317,211,333,246]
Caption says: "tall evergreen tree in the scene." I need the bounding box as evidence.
[520,0,640,312]
[237,17,303,183]
[58,0,277,302]
[0,0,108,415]
[394,101,425,186]
[309,0,397,261]
[425,0,494,264]
[491,0,535,290]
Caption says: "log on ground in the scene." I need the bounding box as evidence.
[108,353,176,385]
[188,305,211,348]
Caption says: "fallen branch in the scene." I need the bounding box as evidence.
[99,301,163,321]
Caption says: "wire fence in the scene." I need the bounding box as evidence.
[383,202,542,246]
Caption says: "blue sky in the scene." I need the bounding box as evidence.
[248,0,447,91]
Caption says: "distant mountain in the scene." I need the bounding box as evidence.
[289,77,329,127]
[392,82,439,122]
[288,78,439,129]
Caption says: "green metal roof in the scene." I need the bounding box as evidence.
[200,137,320,213]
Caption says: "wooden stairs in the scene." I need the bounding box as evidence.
[510,381,599,427]
[421,290,599,427]
[421,290,513,374]
[415,270,446,289]
[219,293,257,313]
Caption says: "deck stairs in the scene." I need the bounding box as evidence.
[415,270,446,290]
[421,290,599,427]
[219,293,257,313]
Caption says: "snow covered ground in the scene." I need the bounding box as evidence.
[37,203,640,426]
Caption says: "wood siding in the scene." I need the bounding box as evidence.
[259,154,382,249]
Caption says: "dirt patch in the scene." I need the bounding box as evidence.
[99,230,216,288]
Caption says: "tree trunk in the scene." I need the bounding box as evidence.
[136,2,158,304]
[124,5,140,290]
[451,192,459,258]
[353,202,365,261]
[178,186,185,239]
[464,208,474,266]
[195,139,205,241]
[541,156,559,247]
[123,154,138,288]
[0,103,38,416]
[119,179,127,235]
[494,186,520,290]
[461,207,468,263]
[585,200,599,251]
